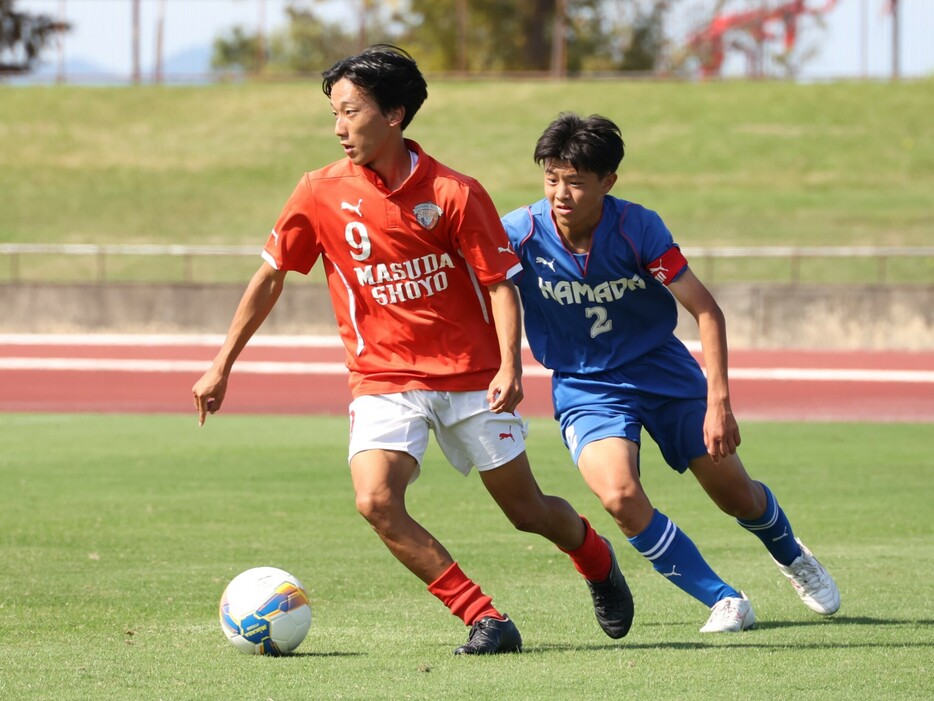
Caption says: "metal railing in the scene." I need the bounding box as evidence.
[0,243,932,285]
[680,245,934,285]
[0,243,258,284]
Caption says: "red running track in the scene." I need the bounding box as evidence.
[0,334,932,422]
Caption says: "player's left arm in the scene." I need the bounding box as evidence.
[668,267,741,463]
[486,280,524,414]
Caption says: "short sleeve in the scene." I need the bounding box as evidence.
[452,179,521,284]
[262,175,322,275]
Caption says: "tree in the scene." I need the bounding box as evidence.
[620,1,670,73]
[211,2,392,77]
[563,0,626,73]
[401,0,613,74]
[400,0,541,73]
[267,4,365,74]
[211,0,669,78]
[211,26,264,74]
[0,0,70,74]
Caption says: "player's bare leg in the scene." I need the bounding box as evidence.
[350,448,454,583]
[576,437,653,537]
[691,453,840,615]
[479,452,585,549]
[580,437,750,631]
[689,452,765,520]
[481,452,633,638]
[350,448,520,652]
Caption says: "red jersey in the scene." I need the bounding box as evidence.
[262,140,522,398]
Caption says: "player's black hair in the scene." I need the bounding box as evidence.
[533,112,625,177]
[321,44,428,131]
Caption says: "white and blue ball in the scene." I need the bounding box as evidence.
[219,566,311,655]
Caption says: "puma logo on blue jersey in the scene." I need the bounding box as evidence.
[535,256,556,272]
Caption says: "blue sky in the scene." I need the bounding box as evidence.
[15,0,934,80]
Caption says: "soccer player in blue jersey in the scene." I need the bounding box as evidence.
[501,112,840,632]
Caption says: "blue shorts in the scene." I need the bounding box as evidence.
[554,366,708,473]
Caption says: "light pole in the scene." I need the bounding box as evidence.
[890,0,900,80]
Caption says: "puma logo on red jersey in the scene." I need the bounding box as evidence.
[341,198,363,217]
[647,247,687,286]
[648,261,668,282]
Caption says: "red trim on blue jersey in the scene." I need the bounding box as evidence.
[646,247,687,286]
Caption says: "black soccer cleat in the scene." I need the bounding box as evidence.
[586,537,634,639]
[453,615,523,655]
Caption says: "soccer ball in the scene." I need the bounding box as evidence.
[219,566,311,655]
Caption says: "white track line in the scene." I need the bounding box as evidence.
[0,333,344,348]
[0,358,348,374]
[2,335,930,382]
[726,368,934,383]
[0,333,706,353]
[0,357,931,382]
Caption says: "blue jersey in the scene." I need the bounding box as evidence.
[503,196,704,393]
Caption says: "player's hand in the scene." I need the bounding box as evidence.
[703,400,741,463]
[192,369,228,426]
[487,369,523,414]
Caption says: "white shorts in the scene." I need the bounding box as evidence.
[347,389,528,479]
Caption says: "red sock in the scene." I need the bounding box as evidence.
[560,516,612,582]
[427,562,503,625]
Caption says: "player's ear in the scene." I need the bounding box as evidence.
[387,106,405,128]
[602,172,618,194]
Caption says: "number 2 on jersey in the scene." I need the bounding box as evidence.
[585,306,613,338]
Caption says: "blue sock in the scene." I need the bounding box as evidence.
[628,509,738,608]
[737,482,802,566]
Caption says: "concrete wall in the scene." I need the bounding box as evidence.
[2,282,932,350]
[675,283,933,350]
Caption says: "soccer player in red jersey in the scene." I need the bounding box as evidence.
[192,46,632,654]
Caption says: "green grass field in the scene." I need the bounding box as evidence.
[2,80,933,285]
[1,79,932,249]
[1,414,930,700]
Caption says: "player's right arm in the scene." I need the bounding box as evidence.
[667,266,739,463]
[192,261,287,425]
[485,279,525,414]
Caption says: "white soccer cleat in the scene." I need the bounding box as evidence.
[700,593,755,633]
[774,538,840,615]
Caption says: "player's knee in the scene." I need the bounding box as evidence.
[498,497,557,534]
[503,508,545,534]
[726,480,768,520]
[599,484,643,519]
[713,477,765,519]
[354,490,396,529]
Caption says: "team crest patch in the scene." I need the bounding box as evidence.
[413,202,443,230]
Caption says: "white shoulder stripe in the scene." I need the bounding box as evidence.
[260,250,280,270]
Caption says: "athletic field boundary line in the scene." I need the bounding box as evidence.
[1,357,931,383]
